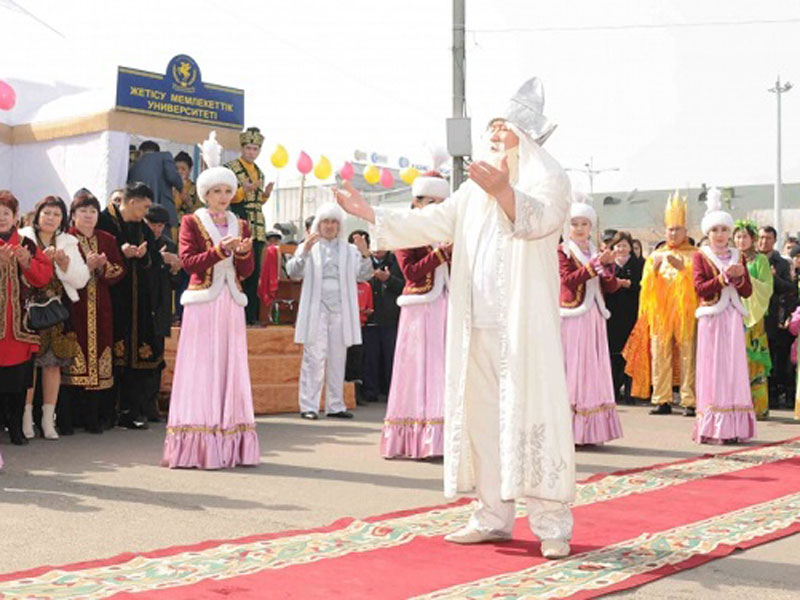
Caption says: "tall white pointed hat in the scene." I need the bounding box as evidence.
[503,77,556,145]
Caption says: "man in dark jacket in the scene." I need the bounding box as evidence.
[360,234,404,402]
[144,204,181,421]
[758,225,798,408]
[97,182,164,429]
[127,140,184,232]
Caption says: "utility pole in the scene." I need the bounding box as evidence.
[451,0,466,190]
[769,76,792,240]
[565,157,619,196]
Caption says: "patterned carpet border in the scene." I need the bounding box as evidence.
[0,438,798,599]
[413,492,800,599]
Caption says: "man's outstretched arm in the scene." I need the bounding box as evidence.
[333,182,458,250]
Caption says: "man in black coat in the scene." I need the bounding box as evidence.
[143,204,182,421]
[97,182,164,429]
[127,140,183,232]
[359,234,404,402]
[758,225,798,408]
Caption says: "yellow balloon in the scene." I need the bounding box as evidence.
[270,144,289,169]
[363,164,380,185]
[314,155,333,180]
[400,167,420,185]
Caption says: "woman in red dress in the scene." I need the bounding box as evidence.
[0,190,53,453]
[59,191,126,433]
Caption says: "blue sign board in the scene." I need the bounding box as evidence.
[115,55,244,129]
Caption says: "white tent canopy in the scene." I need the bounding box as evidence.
[1,4,239,211]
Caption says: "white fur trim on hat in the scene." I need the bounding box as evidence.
[197,167,238,205]
[569,201,597,228]
[311,201,346,237]
[700,186,734,235]
[701,211,734,235]
[412,176,450,200]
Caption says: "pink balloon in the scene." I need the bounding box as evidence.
[339,161,354,181]
[0,80,16,111]
[380,168,394,189]
[296,151,313,175]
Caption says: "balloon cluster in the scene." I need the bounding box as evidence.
[266,143,420,190]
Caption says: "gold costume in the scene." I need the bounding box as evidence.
[624,192,699,406]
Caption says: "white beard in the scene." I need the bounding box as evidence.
[481,144,520,187]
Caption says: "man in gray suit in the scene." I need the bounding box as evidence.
[127,140,183,233]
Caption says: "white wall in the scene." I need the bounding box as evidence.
[10,131,131,212]
[0,142,11,190]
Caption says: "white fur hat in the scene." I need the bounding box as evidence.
[700,187,734,235]
[569,191,597,228]
[311,201,346,237]
[196,167,239,204]
[412,172,450,200]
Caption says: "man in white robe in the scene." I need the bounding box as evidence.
[334,77,576,559]
[287,202,373,420]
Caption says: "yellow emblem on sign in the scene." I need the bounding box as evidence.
[172,60,197,88]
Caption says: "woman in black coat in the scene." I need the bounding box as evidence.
[605,231,642,404]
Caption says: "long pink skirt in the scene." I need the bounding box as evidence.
[561,304,623,445]
[694,306,756,444]
[381,293,447,459]
[161,288,260,469]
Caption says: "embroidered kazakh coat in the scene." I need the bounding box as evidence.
[62,228,126,389]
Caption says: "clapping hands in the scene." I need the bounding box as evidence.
[121,241,147,259]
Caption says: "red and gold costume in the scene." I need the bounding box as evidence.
[558,247,620,308]
[179,214,254,291]
[62,228,126,390]
[395,245,450,295]
[0,230,53,366]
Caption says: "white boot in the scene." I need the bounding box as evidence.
[22,403,35,439]
[541,539,571,559]
[42,404,59,440]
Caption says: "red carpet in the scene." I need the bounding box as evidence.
[1,438,799,599]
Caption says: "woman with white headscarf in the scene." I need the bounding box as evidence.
[558,196,623,445]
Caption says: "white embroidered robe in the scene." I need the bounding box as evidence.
[371,144,576,503]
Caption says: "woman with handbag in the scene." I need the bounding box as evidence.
[20,196,90,439]
[0,190,54,451]
[60,191,126,433]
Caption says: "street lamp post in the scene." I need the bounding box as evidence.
[565,157,620,196]
[768,76,792,239]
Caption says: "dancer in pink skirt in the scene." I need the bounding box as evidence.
[693,189,755,444]
[558,196,623,445]
[162,133,260,469]
[382,172,451,459]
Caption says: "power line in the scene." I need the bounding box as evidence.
[468,17,800,34]
[1,0,65,37]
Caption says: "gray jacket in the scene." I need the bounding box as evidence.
[127,152,184,226]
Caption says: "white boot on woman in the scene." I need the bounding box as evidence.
[22,403,35,439]
[41,404,59,440]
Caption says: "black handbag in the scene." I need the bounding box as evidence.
[25,294,70,331]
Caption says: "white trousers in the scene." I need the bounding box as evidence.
[465,329,574,541]
[298,308,348,414]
